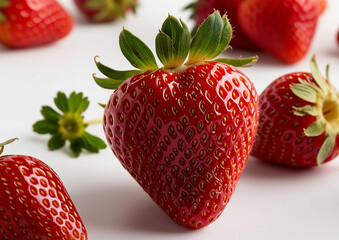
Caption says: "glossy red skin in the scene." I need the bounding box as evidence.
[0,155,87,239]
[0,0,73,48]
[195,0,259,50]
[238,0,320,64]
[251,72,339,167]
[103,62,259,228]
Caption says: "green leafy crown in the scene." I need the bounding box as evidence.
[93,11,257,89]
[291,55,339,165]
[83,0,137,22]
[33,91,107,157]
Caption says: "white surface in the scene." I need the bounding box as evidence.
[1,0,339,239]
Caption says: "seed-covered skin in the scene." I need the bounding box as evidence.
[0,155,87,239]
[251,73,339,167]
[238,0,320,63]
[0,0,73,48]
[103,62,259,228]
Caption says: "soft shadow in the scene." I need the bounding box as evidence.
[242,156,317,181]
[73,183,192,234]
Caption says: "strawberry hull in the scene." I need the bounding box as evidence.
[251,72,339,167]
[103,62,259,228]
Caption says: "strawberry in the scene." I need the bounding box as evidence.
[93,12,259,228]
[318,0,327,14]
[186,0,258,50]
[0,138,87,239]
[237,0,321,64]
[0,0,73,48]
[74,0,137,22]
[251,56,339,167]
[33,91,107,157]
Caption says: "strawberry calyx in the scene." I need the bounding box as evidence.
[83,0,136,22]
[0,138,18,155]
[93,11,257,89]
[291,55,339,165]
[0,0,10,22]
[33,91,107,157]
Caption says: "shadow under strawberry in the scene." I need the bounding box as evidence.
[73,183,192,234]
[243,156,318,179]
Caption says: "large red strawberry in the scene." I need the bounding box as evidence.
[0,139,87,239]
[238,0,321,63]
[251,56,339,167]
[93,12,259,228]
[186,0,258,50]
[0,0,73,48]
[74,0,137,22]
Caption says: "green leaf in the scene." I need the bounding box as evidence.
[293,105,317,117]
[54,92,69,113]
[310,54,328,93]
[95,56,142,80]
[68,92,89,114]
[317,134,336,165]
[83,132,107,150]
[155,15,190,68]
[304,120,325,137]
[187,11,232,64]
[93,74,126,89]
[80,132,107,153]
[213,56,258,67]
[33,120,58,134]
[48,135,65,150]
[40,106,60,122]
[119,28,158,71]
[291,83,318,103]
[34,91,107,157]
[70,139,83,157]
[184,2,198,20]
[84,0,103,9]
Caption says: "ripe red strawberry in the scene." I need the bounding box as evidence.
[93,12,259,228]
[74,0,137,22]
[251,56,339,167]
[0,0,73,48]
[0,139,87,239]
[186,0,258,50]
[238,0,321,64]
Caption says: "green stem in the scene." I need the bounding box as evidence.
[84,119,103,125]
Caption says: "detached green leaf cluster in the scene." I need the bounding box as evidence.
[94,10,257,90]
[33,92,107,157]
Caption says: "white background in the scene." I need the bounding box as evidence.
[1,0,339,239]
